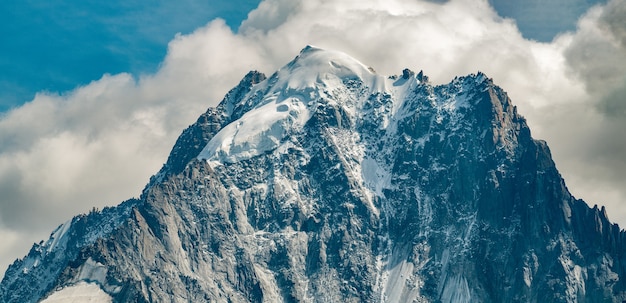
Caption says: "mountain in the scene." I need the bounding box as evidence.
[2,46,626,302]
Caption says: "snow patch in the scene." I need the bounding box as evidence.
[440,274,472,303]
[198,46,387,166]
[276,46,378,93]
[361,157,391,197]
[199,96,310,165]
[523,266,533,288]
[45,219,72,253]
[383,260,420,303]
[40,282,112,303]
[72,257,108,285]
[415,187,433,235]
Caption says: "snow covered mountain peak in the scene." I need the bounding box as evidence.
[277,45,379,91]
[197,46,430,166]
[4,47,626,303]
[198,46,384,165]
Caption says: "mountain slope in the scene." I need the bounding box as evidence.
[2,46,626,302]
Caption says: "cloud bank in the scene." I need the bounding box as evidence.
[1,0,625,276]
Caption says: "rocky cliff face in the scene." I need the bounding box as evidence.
[2,46,626,303]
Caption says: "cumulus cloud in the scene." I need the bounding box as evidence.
[545,0,626,224]
[1,0,625,276]
[0,20,268,272]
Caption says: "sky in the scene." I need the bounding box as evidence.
[0,0,261,112]
[1,0,624,278]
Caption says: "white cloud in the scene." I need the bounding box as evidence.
[542,0,626,225]
[1,0,625,277]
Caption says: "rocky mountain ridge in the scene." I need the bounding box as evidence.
[2,46,625,302]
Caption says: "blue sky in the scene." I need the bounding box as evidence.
[0,0,260,111]
[1,0,624,279]
[491,0,605,41]
[0,0,604,112]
